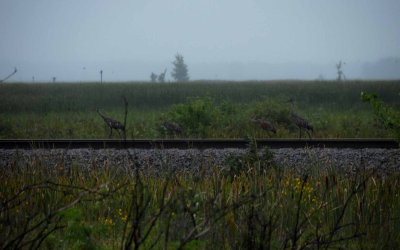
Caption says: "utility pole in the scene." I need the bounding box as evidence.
[100,70,103,83]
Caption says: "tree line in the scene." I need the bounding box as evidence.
[151,53,189,83]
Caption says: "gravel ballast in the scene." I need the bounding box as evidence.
[1,148,400,174]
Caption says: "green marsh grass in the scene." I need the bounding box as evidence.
[1,80,399,139]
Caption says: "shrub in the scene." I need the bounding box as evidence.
[166,97,218,138]
[361,91,400,141]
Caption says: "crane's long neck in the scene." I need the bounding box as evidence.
[97,109,108,120]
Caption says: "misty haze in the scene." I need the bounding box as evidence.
[1,0,399,82]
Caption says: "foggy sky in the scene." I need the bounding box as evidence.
[1,0,399,81]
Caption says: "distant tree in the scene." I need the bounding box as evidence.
[0,67,17,83]
[336,60,346,81]
[150,72,158,82]
[158,69,167,83]
[171,53,189,82]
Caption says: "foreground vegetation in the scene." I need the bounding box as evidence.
[2,81,399,249]
[1,80,399,139]
[1,144,400,249]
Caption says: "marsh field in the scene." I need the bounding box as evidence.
[1,80,400,139]
[1,80,400,249]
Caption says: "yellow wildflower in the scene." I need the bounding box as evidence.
[104,217,114,225]
[118,209,128,222]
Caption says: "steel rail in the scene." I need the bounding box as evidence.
[0,139,398,149]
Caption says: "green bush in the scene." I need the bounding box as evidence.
[361,91,400,141]
[166,97,219,138]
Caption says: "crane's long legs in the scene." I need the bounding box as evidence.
[117,130,122,139]
[306,130,312,139]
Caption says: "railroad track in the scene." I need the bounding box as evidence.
[0,139,398,149]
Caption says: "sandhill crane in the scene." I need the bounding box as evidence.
[288,98,313,139]
[252,118,277,135]
[97,109,125,138]
[161,121,183,137]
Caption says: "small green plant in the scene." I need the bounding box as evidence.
[361,91,400,141]
[223,138,275,181]
[61,207,98,250]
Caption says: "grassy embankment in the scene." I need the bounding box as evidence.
[1,80,399,139]
[2,144,400,249]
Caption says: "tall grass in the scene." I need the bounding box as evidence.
[1,80,399,139]
[2,146,399,249]
[1,81,399,113]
